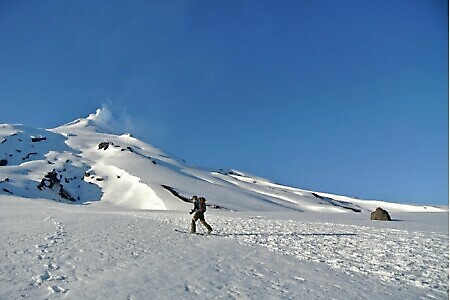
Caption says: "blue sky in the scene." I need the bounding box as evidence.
[0,0,448,205]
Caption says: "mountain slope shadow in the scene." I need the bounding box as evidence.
[0,125,102,204]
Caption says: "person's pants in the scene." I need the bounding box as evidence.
[191,211,212,233]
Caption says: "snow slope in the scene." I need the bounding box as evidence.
[0,195,447,299]
[0,108,446,213]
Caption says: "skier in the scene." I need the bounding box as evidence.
[189,195,213,234]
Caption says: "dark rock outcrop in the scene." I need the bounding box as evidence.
[2,188,13,194]
[58,185,75,201]
[22,152,37,161]
[37,170,60,190]
[31,136,47,142]
[37,170,76,201]
[371,207,392,221]
[0,177,10,183]
[311,192,324,199]
[0,159,7,166]
[98,141,110,150]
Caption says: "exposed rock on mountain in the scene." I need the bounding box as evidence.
[0,109,445,213]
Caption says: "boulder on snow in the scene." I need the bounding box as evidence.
[0,159,7,166]
[371,207,392,221]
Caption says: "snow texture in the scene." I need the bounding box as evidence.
[0,196,448,299]
[0,109,448,299]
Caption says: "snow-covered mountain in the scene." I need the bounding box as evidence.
[1,109,448,299]
[0,108,445,213]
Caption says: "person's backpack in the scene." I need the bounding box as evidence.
[198,197,207,212]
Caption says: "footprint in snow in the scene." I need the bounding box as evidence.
[48,285,68,293]
[32,216,70,293]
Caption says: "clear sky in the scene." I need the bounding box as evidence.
[0,0,448,205]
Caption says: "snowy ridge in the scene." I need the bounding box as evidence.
[0,109,446,213]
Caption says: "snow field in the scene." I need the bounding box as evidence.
[168,212,449,298]
[0,196,448,299]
